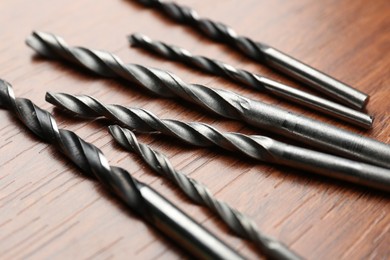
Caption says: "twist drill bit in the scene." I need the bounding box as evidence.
[134,0,369,110]
[46,92,390,192]
[26,31,390,168]
[108,125,302,260]
[128,33,373,128]
[0,80,245,260]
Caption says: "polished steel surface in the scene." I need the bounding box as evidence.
[262,47,369,110]
[109,125,303,259]
[129,33,372,128]
[135,0,369,109]
[46,92,390,192]
[26,31,390,168]
[0,80,245,260]
[138,184,247,260]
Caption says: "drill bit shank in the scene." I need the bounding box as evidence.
[135,0,369,110]
[26,31,390,168]
[46,92,390,192]
[0,80,245,260]
[129,33,373,128]
[108,125,302,259]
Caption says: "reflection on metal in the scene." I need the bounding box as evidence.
[135,0,369,109]
[129,33,372,128]
[46,92,390,192]
[0,80,244,260]
[26,31,390,168]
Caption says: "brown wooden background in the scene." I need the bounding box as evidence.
[1,0,389,259]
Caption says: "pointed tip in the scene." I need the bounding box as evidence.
[45,91,54,98]
[0,79,10,87]
[108,125,137,152]
[108,125,120,135]
[0,80,13,108]
[45,91,57,104]
[108,125,126,140]
[45,92,69,112]
[26,30,44,44]
[25,34,34,47]
[127,33,135,40]
[25,31,62,59]
[128,33,150,47]
[25,31,46,53]
[128,33,141,46]
[31,30,41,36]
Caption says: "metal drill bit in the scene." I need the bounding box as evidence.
[108,125,302,260]
[0,80,245,260]
[134,0,369,110]
[26,31,390,168]
[128,33,373,128]
[46,92,390,192]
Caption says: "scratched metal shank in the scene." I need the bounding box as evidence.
[134,0,369,110]
[46,92,390,192]
[26,31,390,168]
[128,33,373,129]
[0,80,247,260]
[108,125,301,260]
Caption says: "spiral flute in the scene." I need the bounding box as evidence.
[46,92,390,192]
[134,0,369,110]
[26,31,390,168]
[108,125,301,260]
[0,80,245,260]
[129,33,373,128]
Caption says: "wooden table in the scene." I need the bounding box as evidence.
[1,0,389,259]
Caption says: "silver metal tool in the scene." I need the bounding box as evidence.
[108,125,302,259]
[129,33,373,128]
[46,92,390,192]
[135,0,369,110]
[0,80,245,260]
[26,31,390,168]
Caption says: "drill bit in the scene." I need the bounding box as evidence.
[108,125,302,260]
[128,33,373,128]
[0,80,246,260]
[26,31,390,168]
[134,0,369,110]
[46,92,390,192]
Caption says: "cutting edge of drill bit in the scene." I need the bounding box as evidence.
[108,124,302,260]
[45,91,390,192]
[0,79,144,213]
[25,31,390,169]
[0,80,245,260]
[134,0,369,110]
[128,33,373,128]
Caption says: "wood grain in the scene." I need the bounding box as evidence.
[0,0,389,259]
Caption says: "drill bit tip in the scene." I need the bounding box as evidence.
[27,31,390,168]
[47,91,390,192]
[1,80,245,260]
[109,124,302,260]
[128,33,374,128]
[135,0,370,109]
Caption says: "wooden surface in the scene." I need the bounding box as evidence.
[0,0,389,259]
